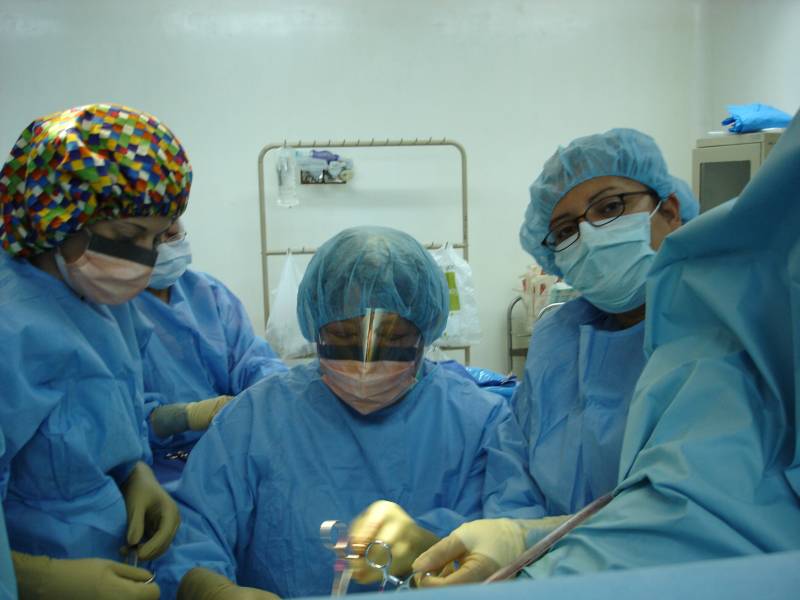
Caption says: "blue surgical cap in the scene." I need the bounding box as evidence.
[297,226,449,345]
[669,175,700,223]
[519,128,700,277]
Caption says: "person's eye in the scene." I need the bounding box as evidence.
[328,332,358,344]
[552,223,578,244]
[595,197,624,217]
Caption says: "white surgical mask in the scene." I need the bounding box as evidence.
[55,233,157,305]
[149,234,192,290]
[554,205,660,313]
[319,359,419,414]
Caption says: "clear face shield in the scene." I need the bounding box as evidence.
[317,310,424,414]
[317,309,424,364]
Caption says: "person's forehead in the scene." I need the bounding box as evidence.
[550,176,644,221]
[328,312,410,330]
[97,215,173,233]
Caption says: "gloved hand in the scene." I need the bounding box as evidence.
[186,395,234,431]
[347,500,439,584]
[12,551,159,600]
[412,515,570,587]
[121,462,181,560]
[178,568,280,600]
[150,396,234,438]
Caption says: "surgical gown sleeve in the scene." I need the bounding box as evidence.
[415,398,546,536]
[0,255,151,559]
[524,109,800,577]
[208,274,284,394]
[0,433,17,600]
[128,303,156,464]
[153,400,257,597]
[526,341,797,576]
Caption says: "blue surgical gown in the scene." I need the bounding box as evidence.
[0,253,150,560]
[513,297,646,515]
[131,269,285,483]
[524,110,800,576]
[0,432,17,600]
[155,360,545,598]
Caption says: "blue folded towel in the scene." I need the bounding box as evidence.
[722,103,791,133]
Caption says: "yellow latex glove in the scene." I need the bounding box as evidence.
[178,568,280,600]
[12,551,159,600]
[186,395,234,431]
[412,516,570,587]
[121,462,181,560]
[150,396,234,439]
[347,500,439,584]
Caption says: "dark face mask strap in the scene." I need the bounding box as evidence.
[87,232,158,266]
[317,344,421,362]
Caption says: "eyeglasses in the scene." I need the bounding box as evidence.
[155,230,187,248]
[162,231,187,244]
[542,190,658,252]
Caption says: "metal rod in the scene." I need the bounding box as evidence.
[507,296,524,373]
[260,137,457,150]
[264,242,466,257]
[257,145,270,326]
[484,493,614,582]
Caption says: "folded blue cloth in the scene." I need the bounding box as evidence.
[437,360,518,387]
[466,366,517,387]
[722,103,791,133]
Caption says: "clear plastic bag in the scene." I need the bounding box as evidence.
[265,254,315,358]
[430,243,481,347]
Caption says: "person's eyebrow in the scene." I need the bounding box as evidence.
[114,221,148,234]
[331,324,359,336]
[549,186,616,228]
[378,324,409,336]
[586,186,618,204]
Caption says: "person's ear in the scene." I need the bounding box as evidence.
[658,194,682,231]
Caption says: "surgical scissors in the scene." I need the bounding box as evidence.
[125,545,156,585]
[320,520,357,596]
[364,540,428,592]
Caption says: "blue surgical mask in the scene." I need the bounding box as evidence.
[149,235,192,290]
[554,207,659,313]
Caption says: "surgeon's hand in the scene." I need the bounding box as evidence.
[412,516,570,587]
[121,462,181,560]
[12,551,159,600]
[186,395,234,431]
[150,396,234,439]
[347,500,439,584]
[178,568,280,600]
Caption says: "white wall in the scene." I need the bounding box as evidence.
[700,0,800,134]
[1,0,796,371]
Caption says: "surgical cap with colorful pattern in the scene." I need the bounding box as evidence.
[0,103,192,257]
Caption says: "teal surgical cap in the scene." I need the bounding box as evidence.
[519,128,700,277]
[297,226,449,345]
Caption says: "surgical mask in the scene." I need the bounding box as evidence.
[554,206,660,313]
[149,234,192,289]
[55,232,157,305]
[319,358,420,414]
